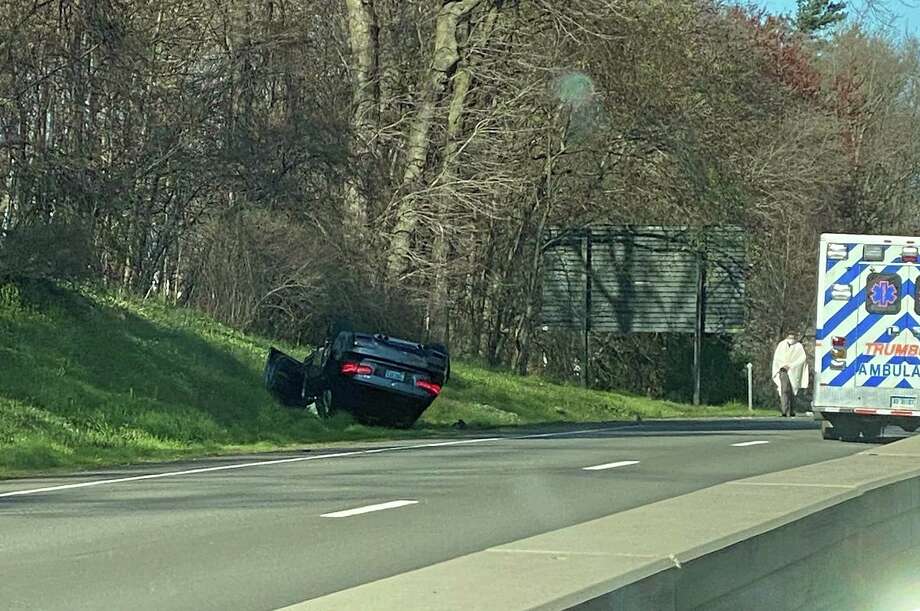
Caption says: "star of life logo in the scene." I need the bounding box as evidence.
[870,280,898,307]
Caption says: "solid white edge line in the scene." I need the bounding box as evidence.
[321,500,418,518]
[582,460,640,471]
[518,426,619,439]
[732,440,771,447]
[0,425,636,499]
[0,451,364,498]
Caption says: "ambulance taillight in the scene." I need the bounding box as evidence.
[830,336,847,370]
[902,246,918,263]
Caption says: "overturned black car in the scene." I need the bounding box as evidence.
[264,330,449,428]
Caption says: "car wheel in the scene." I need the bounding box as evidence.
[390,416,416,430]
[424,342,450,383]
[317,389,336,419]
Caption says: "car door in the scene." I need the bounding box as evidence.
[263,347,306,407]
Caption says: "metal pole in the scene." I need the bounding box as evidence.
[582,229,592,388]
[692,250,706,406]
[746,362,753,413]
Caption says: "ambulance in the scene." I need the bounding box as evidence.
[814,233,920,440]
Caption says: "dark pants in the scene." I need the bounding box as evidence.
[778,370,795,417]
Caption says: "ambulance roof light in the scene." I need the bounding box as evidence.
[827,243,848,260]
[864,244,884,262]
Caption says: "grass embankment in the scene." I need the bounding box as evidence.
[0,281,772,477]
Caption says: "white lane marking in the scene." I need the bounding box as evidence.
[360,437,502,453]
[519,426,624,439]
[321,499,418,518]
[0,425,635,499]
[732,440,770,447]
[0,451,363,499]
[404,437,504,449]
[582,460,640,471]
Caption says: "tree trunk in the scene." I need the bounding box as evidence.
[510,112,570,372]
[511,201,551,375]
[386,0,481,284]
[427,42,472,343]
[343,0,380,239]
[427,5,498,344]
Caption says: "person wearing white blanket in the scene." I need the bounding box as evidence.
[772,334,810,417]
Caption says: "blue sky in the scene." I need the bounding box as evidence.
[758,0,920,34]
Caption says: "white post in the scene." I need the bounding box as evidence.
[746,363,754,413]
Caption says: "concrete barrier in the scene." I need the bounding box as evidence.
[286,436,920,611]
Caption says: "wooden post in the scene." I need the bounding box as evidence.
[693,249,706,406]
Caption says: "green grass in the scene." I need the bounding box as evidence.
[0,281,773,478]
[427,363,772,427]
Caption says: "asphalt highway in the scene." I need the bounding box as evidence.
[0,419,866,611]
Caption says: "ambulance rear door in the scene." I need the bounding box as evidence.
[853,243,920,411]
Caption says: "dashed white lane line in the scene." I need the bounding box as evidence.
[321,500,418,518]
[732,440,771,447]
[582,460,640,471]
[0,425,635,499]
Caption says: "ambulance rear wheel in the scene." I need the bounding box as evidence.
[821,420,840,441]
[857,420,883,441]
[828,416,860,442]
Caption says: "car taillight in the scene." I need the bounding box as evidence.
[341,361,373,376]
[416,380,442,396]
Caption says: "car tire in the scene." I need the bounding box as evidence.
[390,414,418,429]
[424,342,450,383]
[317,389,336,419]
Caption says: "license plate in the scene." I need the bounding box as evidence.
[891,396,916,409]
[385,370,405,382]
